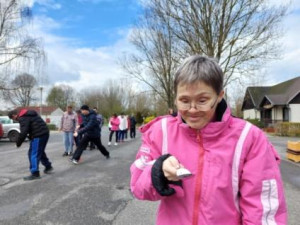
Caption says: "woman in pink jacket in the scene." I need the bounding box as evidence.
[130,55,287,225]
[108,113,120,146]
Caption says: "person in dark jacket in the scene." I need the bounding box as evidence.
[89,107,104,150]
[8,109,53,181]
[71,105,110,164]
[129,114,137,139]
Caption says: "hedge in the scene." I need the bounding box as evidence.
[246,119,264,128]
[47,124,57,131]
[275,122,300,137]
[144,116,156,124]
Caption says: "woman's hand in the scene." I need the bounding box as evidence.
[162,156,183,181]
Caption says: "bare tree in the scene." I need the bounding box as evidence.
[121,0,288,109]
[121,3,180,108]
[2,73,37,106]
[78,80,124,119]
[151,0,288,87]
[46,85,76,110]
[96,80,124,118]
[0,0,45,90]
[79,79,157,120]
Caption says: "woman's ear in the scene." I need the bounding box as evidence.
[218,90,225,102]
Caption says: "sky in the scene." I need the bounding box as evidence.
[3,0,300,108]
[23,0,144,89]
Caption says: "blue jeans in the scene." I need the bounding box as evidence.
[118,130,125,141]
[28,134,51,174]
[63,131,74,153]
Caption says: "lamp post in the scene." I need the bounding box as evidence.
[39,86,43,115]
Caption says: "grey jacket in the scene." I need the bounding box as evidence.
[60,112,78,132]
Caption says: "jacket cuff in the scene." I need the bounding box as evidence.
[151,154,182,196]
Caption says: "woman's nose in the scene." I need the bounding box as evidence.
[188,104,199,112]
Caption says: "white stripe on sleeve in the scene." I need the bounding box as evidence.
[261,179,279,225]
[134,156,156,170]
[161,118,168,155]
[232,122,252,212]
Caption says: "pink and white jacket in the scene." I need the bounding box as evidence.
[109,116,120,131]
[130,101,287,225]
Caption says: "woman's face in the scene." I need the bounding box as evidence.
[175,81,224,129]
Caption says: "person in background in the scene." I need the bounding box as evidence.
[130,55,287,224]
[129,114,136,139]
[60,105,78,156]
[168,108,177,117]
[71,105,110,165]
[8,109,53,181]
[125,115,130,141]
[108,113,120,146]
[118,113,127,142]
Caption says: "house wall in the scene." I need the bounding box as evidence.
[42,108,64,128]
[51,108,64,116]
[290,104,300,122]
[243,109,260,120]
[272,106,283,121]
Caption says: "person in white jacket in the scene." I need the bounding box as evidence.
[118,113,128,142]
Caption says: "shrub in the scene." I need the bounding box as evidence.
[275,122,300,137]
[263,127,275,133]
[47,124,57,130]
[144,116,156,124]
[246,119,264,128]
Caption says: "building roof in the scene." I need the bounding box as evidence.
[14,106,61,115]
[246,86,270,108]
[242,76,300,110]
[265,76,300,105]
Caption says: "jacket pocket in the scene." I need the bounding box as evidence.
[201,155,222,204]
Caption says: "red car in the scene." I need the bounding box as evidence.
[0,122,3,138]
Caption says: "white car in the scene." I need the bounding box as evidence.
[0,116,20,142]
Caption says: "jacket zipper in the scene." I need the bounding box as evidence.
[192,130,205,225]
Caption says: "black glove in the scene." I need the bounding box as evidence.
[151,154,182,196]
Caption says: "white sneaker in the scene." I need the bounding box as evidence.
[108,142,111,146]
[114,143,118,146]
[72,159,78,165]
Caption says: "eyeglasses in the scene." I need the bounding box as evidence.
[176,97,219,111]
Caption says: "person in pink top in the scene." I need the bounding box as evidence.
[130,55,287,225]
[108,113,120,146]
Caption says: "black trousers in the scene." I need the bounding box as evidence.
[109,130,119,142]
[73,135,109,161]
[75,133,82,147]
[130,127,136,138]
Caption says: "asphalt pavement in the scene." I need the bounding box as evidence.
[0,129,299,225]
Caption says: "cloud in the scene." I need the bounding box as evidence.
[263,7,300,84]
[22,0,61,9]
[27,13,134,92]
[268,0,300,9]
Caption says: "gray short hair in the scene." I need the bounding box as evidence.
[174,55,224,95]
